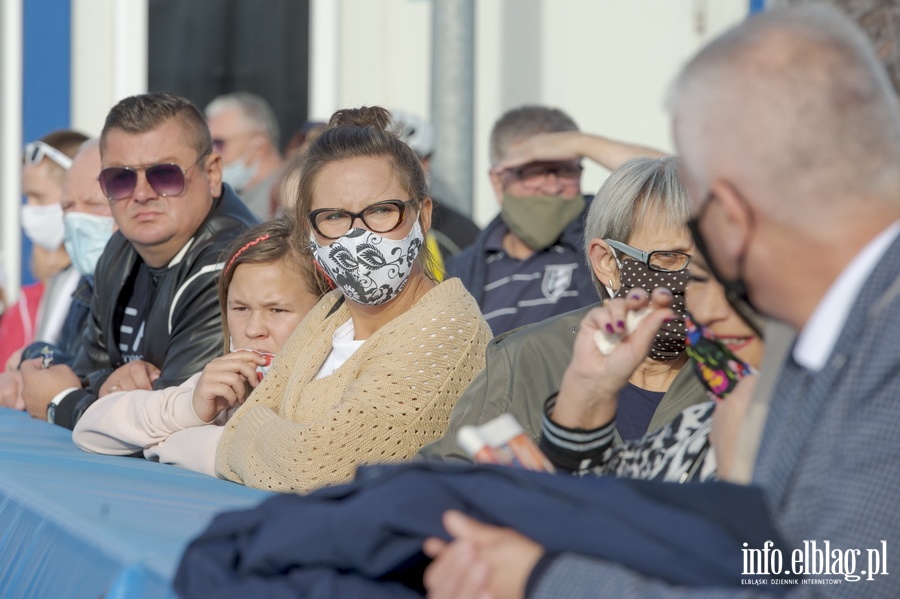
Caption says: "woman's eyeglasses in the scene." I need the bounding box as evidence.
[24,141,72,170]
[98,151,209,201]
[309,199,417,240]
[605,239,691,272]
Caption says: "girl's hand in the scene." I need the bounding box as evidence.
[191,351,267,422]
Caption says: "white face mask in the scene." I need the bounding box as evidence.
[21,203,65,250]
[63,212,116,277]
[221,145,259,192]
[311,221,424,306]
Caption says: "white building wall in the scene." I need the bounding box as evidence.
[71,0,147,136]
[1,0,746,305]
[326,0,747,225]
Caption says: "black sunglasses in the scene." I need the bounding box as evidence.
[98,151,209,201]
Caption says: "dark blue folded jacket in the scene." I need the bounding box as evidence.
[175,462,790,598]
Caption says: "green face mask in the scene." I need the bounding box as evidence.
[500,193,585,251]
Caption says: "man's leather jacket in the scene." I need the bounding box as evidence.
[54,184,258,429]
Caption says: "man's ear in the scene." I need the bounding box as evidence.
[703,179,753,276]
[588,238,619,292]
[206,152,223,198]
[489,168,504,205]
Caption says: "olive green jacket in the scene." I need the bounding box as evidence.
[418,303,706,462]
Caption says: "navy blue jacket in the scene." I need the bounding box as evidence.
[20,275,93,366]
[175,463,790,598]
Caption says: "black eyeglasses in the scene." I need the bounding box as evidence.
[309,199,417,240]
[98,151,210,201]
[605,239,691,272]
[24,141,72,170]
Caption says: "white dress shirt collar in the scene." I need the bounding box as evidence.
[794,221,900,371]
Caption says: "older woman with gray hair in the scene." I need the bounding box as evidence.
[574,155,699,441]
[539,155,762,484]
[418,155,706,463]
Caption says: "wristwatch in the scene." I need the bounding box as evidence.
[46,392,67,425]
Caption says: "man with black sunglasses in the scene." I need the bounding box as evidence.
[21,92,258,430]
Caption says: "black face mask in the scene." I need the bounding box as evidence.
[613,260,689,361]
[686,209,764,339]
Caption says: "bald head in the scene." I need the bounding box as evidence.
[671,5,900,222]
[61,140,111,218]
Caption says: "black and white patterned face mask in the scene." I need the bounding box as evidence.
[311,222,424,306]
[613,260,689,361]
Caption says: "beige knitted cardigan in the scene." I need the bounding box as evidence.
[215,278,492,493]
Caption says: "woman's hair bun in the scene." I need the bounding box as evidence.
[327,106,393,132]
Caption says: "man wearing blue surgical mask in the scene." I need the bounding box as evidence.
[8,131,87,353]
[60,140,116,278]
[205,92,284,220]
[3,140,112,400]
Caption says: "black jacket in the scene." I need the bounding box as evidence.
[54,184,258,429]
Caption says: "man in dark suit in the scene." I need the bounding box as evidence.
[424,6,900,598]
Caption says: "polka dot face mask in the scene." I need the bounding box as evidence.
[613,259,689,361]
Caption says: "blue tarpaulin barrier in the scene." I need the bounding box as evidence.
[0,408,270,598]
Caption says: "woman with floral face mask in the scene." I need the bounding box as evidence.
[214,106,492,493]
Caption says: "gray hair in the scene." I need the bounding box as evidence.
[584,156,690,294]
[770,0,900,95]
[205,92,280,148]
[667,5,900,218]
[489,105,578,165]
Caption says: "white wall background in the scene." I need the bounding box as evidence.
[71,0,147,137]
[317,0,747,226]
[3,0,748,302]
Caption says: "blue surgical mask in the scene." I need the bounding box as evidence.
[63,212,116,276]
[221,148,259,192]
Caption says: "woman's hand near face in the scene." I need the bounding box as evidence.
[552,287,675,430]
[191,351,267,422]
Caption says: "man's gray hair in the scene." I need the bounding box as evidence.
[584,156,690,295]
[667,5,900,218]
[489,105,578,165]
[205,92,280,148]
[770,0,900,95]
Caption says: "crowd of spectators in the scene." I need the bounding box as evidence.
[2,2,900,597]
